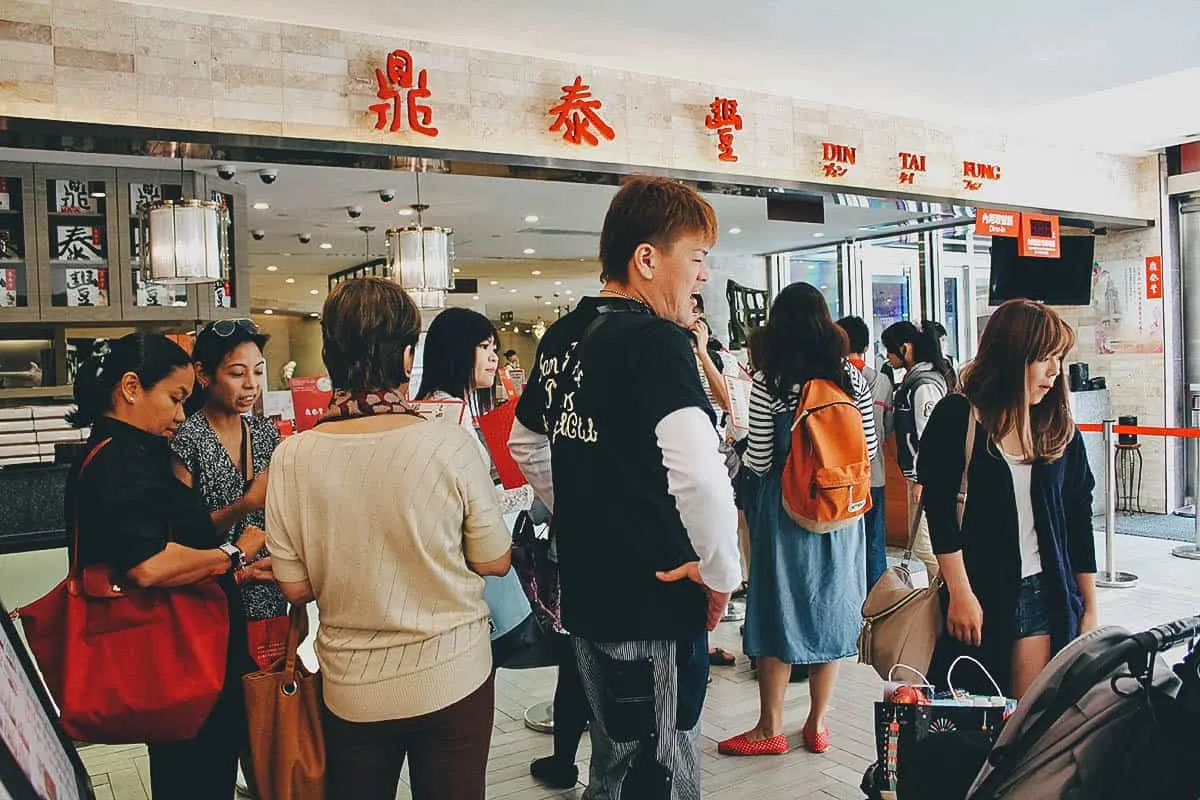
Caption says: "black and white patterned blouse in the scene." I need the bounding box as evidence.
[171,412,287,620]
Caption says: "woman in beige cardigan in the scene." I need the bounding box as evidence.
[265,278,512,800]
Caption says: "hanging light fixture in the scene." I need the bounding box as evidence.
[387,171,454,309]
[138,156,229,284]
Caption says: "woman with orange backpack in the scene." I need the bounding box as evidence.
[718,282,878,758]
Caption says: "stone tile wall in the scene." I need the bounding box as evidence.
[0,0,1160,222]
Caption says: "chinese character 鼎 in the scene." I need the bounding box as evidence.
[370,49,438,138]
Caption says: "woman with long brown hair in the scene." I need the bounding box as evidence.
[918,299,1098,698]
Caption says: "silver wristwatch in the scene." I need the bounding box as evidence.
[219,542,245,572]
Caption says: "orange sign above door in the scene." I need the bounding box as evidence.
[975,209,1019,236]
[1018,212,1061,259]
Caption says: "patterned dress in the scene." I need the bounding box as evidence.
[171,412,288,620]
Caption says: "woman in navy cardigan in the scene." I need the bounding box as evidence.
[918,299,1098,698]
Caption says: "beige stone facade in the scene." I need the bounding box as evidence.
[0,0,1159,222]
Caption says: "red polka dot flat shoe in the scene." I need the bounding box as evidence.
[718,732,789,756]
[803,725,830,754]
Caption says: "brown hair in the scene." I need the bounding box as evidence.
[598,176,718,282]
[960,299,1077,461]
[321,277,422,393]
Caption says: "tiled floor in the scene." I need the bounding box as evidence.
[6,529,1196,799]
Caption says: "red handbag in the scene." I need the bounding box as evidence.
[14,438,231,744]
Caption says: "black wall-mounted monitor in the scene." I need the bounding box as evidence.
[989,235,1094,306]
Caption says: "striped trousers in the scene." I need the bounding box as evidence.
[572,633,709,800]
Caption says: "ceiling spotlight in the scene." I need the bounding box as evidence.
[531,270,542,276]
[309,289,320,295]
[263,309,274,315]
[490,280,500,286]
[309,312,320,318]
[523,248,536,255]
[566,289,574,294]
[472,295,480,301]
[544,300,552,306]
[265,265,278,272]
[813,232,826,238]
[319,242,332,249]
[524,215,539,223]
[253,202,270,210]
[90,191,107,198]
[729,227,742,235]
[453,267,461,274]
[397,208,414,217]
[509,288,518,293]
[554,280,563,286]
[284,277,295,284]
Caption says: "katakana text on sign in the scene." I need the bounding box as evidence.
[821,143,856,179]
[962,160,1001,192]
[898,152,927,185]
[705,97,743,163]
[548,77,615,147]
[370,49,438,138]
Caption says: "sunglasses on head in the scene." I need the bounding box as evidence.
[204,319,259,337]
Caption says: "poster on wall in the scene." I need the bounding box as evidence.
[64,268,107,308]
[53,180,94,216]
[54,227,103,262]
[1092,258,1164,354]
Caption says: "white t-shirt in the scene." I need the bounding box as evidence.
[1002,450,1042,578]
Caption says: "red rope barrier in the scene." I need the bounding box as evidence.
[1076,423,1200,438]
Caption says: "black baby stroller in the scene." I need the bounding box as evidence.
[968,614,1200,800]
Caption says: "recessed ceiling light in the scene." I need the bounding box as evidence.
[531,270,542,276]
[729,227,742,235]
[523,248,536,255]
[509,288,518,294]
[398,208,414,217]
[263,309,274,315]
[281,251,292,256]
[566,289,574,295]
[284,277,295,284]
[813,232,826,238]
[253,202,270,210]
[309,289,320,295]
[554,280,563,286]
[319,242,332,249]
[544,301,552,306]
[472,295,480,301]
[453,267,461,274]
[490,280,500,286]
[524,215,539,223]
[265,265,278,272]
[309,312,320,318]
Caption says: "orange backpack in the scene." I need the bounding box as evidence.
[781,378,872,533]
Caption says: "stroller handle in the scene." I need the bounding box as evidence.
[1133,614,1200,653]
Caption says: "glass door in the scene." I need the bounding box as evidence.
[860,238,920,369]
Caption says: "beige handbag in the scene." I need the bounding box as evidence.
[858,411,976,680]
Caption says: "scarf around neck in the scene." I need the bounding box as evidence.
[314,388,423,427]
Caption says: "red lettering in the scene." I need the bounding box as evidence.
[899,171,915,185]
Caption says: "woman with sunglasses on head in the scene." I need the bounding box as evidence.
[65,333,269,799]
[918,299,1097,699]
[169,318,289,796]
[414,307,501,440]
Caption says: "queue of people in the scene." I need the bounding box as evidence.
[44,175,1099,799]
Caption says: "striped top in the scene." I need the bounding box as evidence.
[743,362,878,476]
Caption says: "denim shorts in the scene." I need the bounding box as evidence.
[1014,573,1052,638]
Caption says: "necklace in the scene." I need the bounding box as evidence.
[599,288,647,305]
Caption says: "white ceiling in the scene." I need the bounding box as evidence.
[127,0,1200,154]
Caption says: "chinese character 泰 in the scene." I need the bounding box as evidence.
[705,97,743,162]
[548,77,615,147]
[370,49,438,138]
[56,226,101,261]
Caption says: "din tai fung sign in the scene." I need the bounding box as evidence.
[358,49,1024,192]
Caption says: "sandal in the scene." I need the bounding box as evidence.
[718,732,789,756]
[708,647,736,667]
[732,581,749,600]
[803,725,830,754]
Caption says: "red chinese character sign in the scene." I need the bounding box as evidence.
[370,49,438,137]
[820,143,856,179]
[548,77,615,146]
[1145,256,1163,300]
[705,98,743,162]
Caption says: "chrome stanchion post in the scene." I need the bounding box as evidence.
[524,701,555,733]
[1173,398,1200,560]
[1097,419,1139,587]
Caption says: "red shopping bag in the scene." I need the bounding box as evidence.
[476,401,527,489]
[14,439,230,744]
